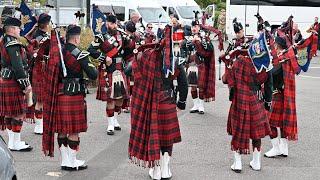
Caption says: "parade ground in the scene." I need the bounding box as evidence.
[1,46,319,180]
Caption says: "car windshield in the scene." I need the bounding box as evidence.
[176,6,202,19]
[137,7,170,23]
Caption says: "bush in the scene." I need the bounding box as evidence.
[79,27,99,87]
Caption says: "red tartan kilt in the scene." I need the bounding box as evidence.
[32,62,44,103]
[55,93,87,134]
[0,78,26,117]
[228,99,270,154]
[269,92,284,128]
[96,71,129,103]
[158,91,182,146]
[227,98,270,140]
[96,69,107,101]
[197,64,208,89]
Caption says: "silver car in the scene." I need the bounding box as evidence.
[0,135,17,180]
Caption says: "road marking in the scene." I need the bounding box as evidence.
[299,75,320,79]
[308,67,320,69]
[46,172,62,177]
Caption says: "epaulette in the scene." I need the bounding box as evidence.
[95,34,104,43]
[5,40,22,47]
[71,47,90,60]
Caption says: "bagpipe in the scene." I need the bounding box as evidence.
[200,11,224,51]
[275,15,317,72]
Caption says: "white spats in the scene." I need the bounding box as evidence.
[6,129,14,149]
[198,99,205,114]
[161,152,172,179]
[279,138,289,157]
[250,148,261,171]
[9,132,32,151]
[34,117,43,134]
[113,113,121,131]
[190,98,199,113]
[107,116,115,135]
[264,138,282,158]
[59,145,71,167]
[149,166,161,180]
[67,147,87,171]
[231,151,242,173]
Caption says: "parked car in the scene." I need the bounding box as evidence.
[0,134,17,180]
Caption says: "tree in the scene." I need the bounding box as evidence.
[195,0,226,8]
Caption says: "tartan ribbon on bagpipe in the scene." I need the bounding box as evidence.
[42,30,60,157]
[162,25,175,77]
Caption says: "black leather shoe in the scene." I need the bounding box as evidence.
[61,164,88,171]
[190,110,199,113]
[107,130,114,135]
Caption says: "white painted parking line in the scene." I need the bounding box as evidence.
[299,75,320,79]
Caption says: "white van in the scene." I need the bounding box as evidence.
[158,0,214,26]
[91,0,170,34]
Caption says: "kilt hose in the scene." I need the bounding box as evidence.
[0,78,26,117]
[32,61,45,103]
[2,117,23,132]
[25,105,35,120]
[55,93,87,134]
[158,91,182,147]
[96,69,129,103]
[269,92,284,128]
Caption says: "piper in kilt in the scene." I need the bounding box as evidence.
[220,19,253,88]
[226,48,272,172]
[122,21,141,113]
[88,14,131,135]
[264,36,300,158]
[181,19,216,114]
[30,13,51,135]
[129,25,188,180]
[0,17,33,151]
[43,25,98,171]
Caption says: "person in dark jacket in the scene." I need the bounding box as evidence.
[0,17,33,152]
[54,25,98,171]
